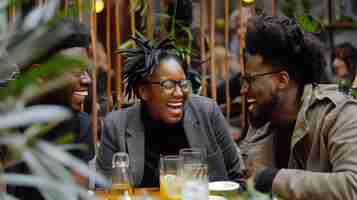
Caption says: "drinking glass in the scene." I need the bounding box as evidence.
[110,152,133,198]
[160,155,184,200]
[180,148,209,200]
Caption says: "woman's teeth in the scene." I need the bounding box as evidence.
[73,91,88,96]
[167,103,183,110]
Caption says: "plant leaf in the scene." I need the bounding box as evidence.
[22,0,59,31]
[22,149,68,200]
[0,105,71,129]
[36,141,109,187]
[297,15,323,33]
[1,174,102,200]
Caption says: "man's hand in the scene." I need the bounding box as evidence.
[254,168,279,193]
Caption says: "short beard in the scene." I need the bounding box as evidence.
[249,94,279,129]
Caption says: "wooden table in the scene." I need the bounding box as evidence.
[95,187,160,200]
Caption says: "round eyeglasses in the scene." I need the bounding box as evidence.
[143,79,192,95]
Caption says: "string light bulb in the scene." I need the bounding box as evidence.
[95,0,104,13]
[241,0,255,6]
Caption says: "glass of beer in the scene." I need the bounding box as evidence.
[160,155,184,200]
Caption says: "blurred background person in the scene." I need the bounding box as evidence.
[333,42,357,89]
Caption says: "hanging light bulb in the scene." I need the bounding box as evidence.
[241,0,255,6]
[95,0,105,13]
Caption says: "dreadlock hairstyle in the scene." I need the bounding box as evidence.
[245,14,326,88]
[118,36,187,98]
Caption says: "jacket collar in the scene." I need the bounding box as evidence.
[291,83,338,147]
[291,84,314,147]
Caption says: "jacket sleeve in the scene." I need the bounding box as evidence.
[273,102,357,200]
[96,115,118,178]
[210,102,246,189]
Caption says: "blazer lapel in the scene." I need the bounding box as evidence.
[183,100,213,154]
[125,105,145,186]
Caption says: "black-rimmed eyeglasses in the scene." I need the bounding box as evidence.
[240,70,282,88]
[142,79,192,94]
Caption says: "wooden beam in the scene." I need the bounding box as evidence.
[115,1,123,109]
[130,0,136,40]
[239,1,255,138]
[210,0,217,101]
[90,0,99,146]
[147,0,154,40]
[106,0,113,112]
[224,0,231,118]
[64,0,69,16]
[272,0,277,16]
[77,0,83,22]
[200,0,207,96]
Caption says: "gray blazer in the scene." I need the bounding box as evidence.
[96,95,245,187]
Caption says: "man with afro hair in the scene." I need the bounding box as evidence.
[239,14,357,200]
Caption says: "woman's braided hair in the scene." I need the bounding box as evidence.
[117,36,186,98]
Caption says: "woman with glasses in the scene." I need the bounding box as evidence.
[96,36,246,188]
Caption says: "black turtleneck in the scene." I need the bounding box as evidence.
[140,104,189,187]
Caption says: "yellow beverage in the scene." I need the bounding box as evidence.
[160,175,182,200]
[109,183,134,200]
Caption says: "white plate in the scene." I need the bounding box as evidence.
[208,181,240,191]
[208,195,228,200]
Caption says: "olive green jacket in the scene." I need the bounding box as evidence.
[240,84,357,200]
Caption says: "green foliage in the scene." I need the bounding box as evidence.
[297,15,323,33]
[351,88,357,98]
[0,1,109,199]
[0,55,88,100]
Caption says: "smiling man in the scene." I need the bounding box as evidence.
[239,14,357,200]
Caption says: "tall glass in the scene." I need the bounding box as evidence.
[160,155,184,200]
[110,152,134,199]
[180,148,209,200]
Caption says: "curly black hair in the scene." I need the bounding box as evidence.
[117,36,186,98]
[245,14,326,87]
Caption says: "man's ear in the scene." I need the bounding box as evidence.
[138,84,148,100]
[277,71,290,89]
